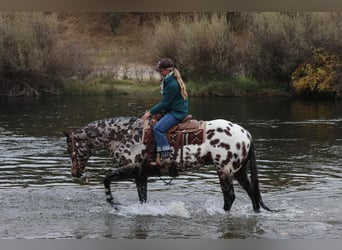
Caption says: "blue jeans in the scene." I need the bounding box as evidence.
[153,114,180,152]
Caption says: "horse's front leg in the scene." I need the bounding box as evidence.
[135,175,148,203]
[103,166,135,207]
[217,170,235,211]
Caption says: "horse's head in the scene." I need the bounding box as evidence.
[63,131,92,178]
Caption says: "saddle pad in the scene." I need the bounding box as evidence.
[167,120,206,146]
[142,118,206,146]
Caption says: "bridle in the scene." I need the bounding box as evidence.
[70,132,76,157]
[70,132,84,175]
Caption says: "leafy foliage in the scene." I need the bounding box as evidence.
[291,48,342,97]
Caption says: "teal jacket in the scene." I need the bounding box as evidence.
[150,73,188,120]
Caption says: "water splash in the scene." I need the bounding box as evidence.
[205,198,226,216]
[113,201,190,218]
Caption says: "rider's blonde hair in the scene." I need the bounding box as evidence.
[173,68,188,100]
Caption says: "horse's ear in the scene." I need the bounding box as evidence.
[63,131,70,138]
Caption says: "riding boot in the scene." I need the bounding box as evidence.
[150,151,171,167]
[159,151,172,168]
[150,153,161,166]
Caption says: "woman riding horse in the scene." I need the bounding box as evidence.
[142,58,188,167]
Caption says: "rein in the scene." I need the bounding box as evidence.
[160,176,175,185]
[70,132,77,160]
[110,119,142,156]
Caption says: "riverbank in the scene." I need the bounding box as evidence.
[1,13,340,98]
[60,77,290,97]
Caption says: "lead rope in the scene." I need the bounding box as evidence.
[160,176,175,185]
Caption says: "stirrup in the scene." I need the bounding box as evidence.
[150,153,161,166]
[150,154,171,167]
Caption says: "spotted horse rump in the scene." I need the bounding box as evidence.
[64,116,273,212]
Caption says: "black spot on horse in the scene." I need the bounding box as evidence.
[210,139,220,146]
[232,159,241,169]
[206,129,215,140]
[194,147,202,160]
[216,127,224,133]
[134,134,140,143]
[236,142,241,150]
[227,151,233,161]
[224,129,232,137]
[242,141,247,157]
[221,158,230,167]
[135,154,143,163]
[220,142,230,150]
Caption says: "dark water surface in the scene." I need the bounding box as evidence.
[0,96,341,239]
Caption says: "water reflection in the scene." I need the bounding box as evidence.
[218,216,264,239]
[1,96,342,189]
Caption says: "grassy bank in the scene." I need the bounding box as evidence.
[61,77,289,97]
[186,77,289,97]
[61,79,161,96]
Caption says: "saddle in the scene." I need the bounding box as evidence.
[142,114,206,166]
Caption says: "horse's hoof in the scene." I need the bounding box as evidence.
[107,198,121,210]
[111,203,120,211]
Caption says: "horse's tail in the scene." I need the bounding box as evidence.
[248,141,273,212]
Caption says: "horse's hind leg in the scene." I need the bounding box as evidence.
[234,163,260,212]
[217,171,235,211]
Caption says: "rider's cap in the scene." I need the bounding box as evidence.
[155,58,174,72]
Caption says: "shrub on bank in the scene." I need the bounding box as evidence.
[291,48,342,98]
[146,12,342,87]
[147,14,246,81]
[0,13,90,96]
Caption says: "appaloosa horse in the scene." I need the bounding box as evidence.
[64,116,272,212]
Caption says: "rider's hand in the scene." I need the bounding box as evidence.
[141,110,151,121]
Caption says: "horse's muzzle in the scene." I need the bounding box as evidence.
[71,168,83,178]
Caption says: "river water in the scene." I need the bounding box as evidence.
[0,95,341,239]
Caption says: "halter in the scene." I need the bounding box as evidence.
[70,132,76,157]
[70,132,84,175]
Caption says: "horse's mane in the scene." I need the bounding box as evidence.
[87,116,139,127]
